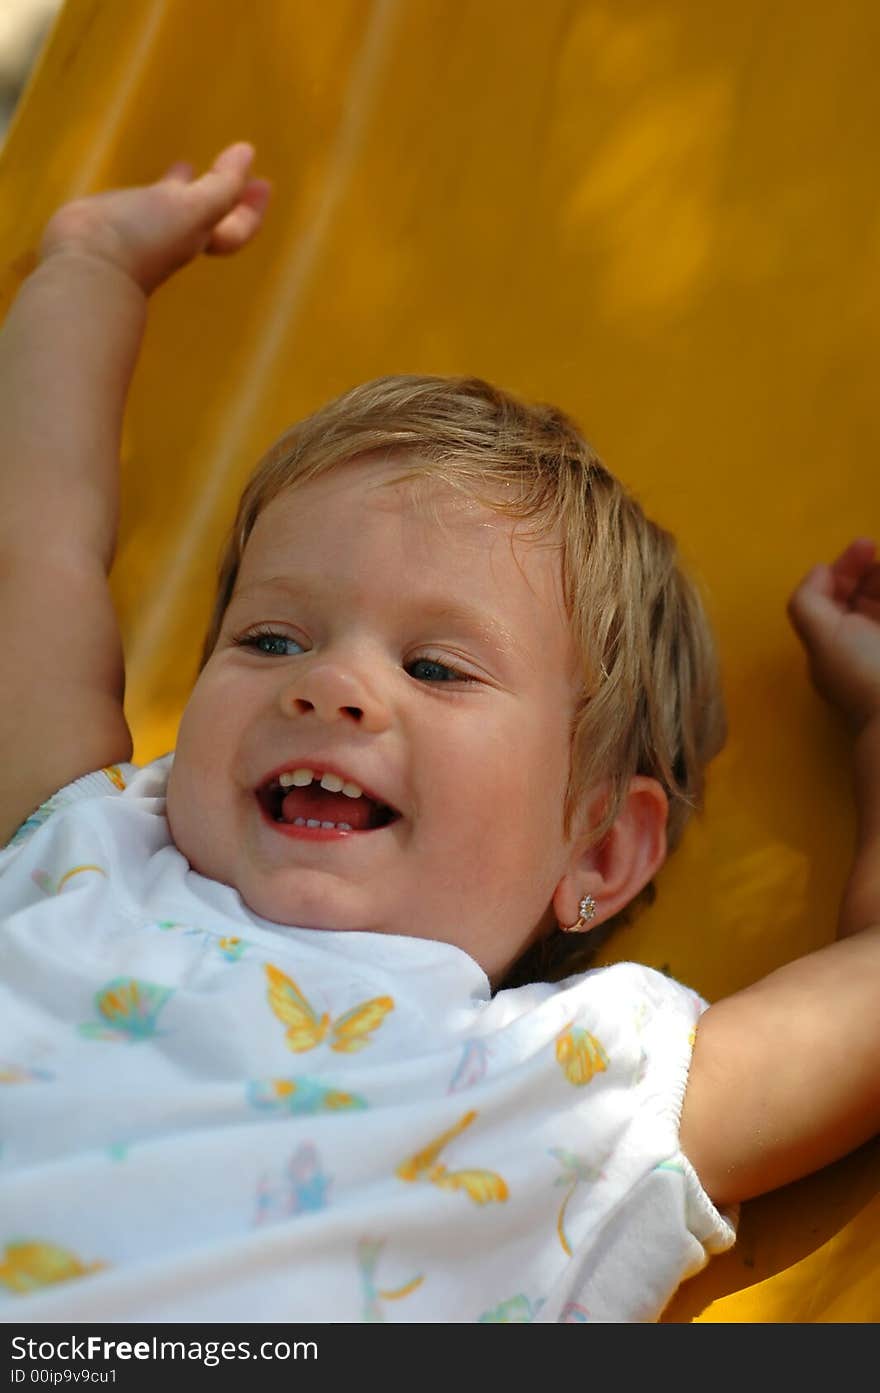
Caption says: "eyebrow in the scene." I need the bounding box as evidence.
[227,575,525,660]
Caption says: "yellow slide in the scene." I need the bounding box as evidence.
[1,0,877,1321]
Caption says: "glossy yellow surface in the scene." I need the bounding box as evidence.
[1,0,877,1321]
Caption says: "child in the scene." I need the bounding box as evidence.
[0,142,878,1324]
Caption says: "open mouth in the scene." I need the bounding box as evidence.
[256,775,401,833]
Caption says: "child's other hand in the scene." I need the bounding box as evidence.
[37,142,272,295]
[787,538,880,733]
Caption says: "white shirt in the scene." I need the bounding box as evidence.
[0,754,735,1322]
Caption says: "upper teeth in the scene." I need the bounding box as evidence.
[277,768,364,798]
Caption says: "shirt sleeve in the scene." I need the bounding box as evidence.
[541,961,738,1321]
[0,762,141,857]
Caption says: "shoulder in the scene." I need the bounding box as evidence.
[495,961,706,1094]
[551,960,707,1029]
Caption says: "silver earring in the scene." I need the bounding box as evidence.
[560,894,597,934]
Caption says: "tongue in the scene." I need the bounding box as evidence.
[280,785,375,831]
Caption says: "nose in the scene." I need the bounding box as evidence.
[278,655,392,732]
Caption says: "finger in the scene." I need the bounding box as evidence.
[204,179,273,255]
[159,160,195,183]
[187,143,259,229]
[828,537,876,602]
[835,536,875,555]
[209,141,256,179]
[786,563,840,644]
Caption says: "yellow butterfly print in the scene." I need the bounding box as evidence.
[264,964,393,1053]
[396,1110,478,1180]
[555,1024,609,1086]
[0,1241,104,1293]
[396,1110,508,1205]
[429,1166,508,1204]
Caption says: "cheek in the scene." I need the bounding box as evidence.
[169,683,243,825]
[167,693,240,879]
[176,673,247,761]
[422,714,568,852]
[487,708,570,812]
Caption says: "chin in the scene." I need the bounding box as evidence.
[234,879,339,932]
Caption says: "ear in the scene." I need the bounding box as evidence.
[552,777,669,932]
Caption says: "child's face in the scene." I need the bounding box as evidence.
[167,454,590,984]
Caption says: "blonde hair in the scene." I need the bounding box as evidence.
[197,375,727,986]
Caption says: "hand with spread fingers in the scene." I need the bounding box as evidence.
[37,141,272,295]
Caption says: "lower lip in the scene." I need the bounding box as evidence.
[256,797,373,841]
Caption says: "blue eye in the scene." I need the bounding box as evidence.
[234,628,304,657]
[407,657,470,683]
[229,635,470,682]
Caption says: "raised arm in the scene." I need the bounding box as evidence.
[0,143,272,846]
[680,540,880,1206]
